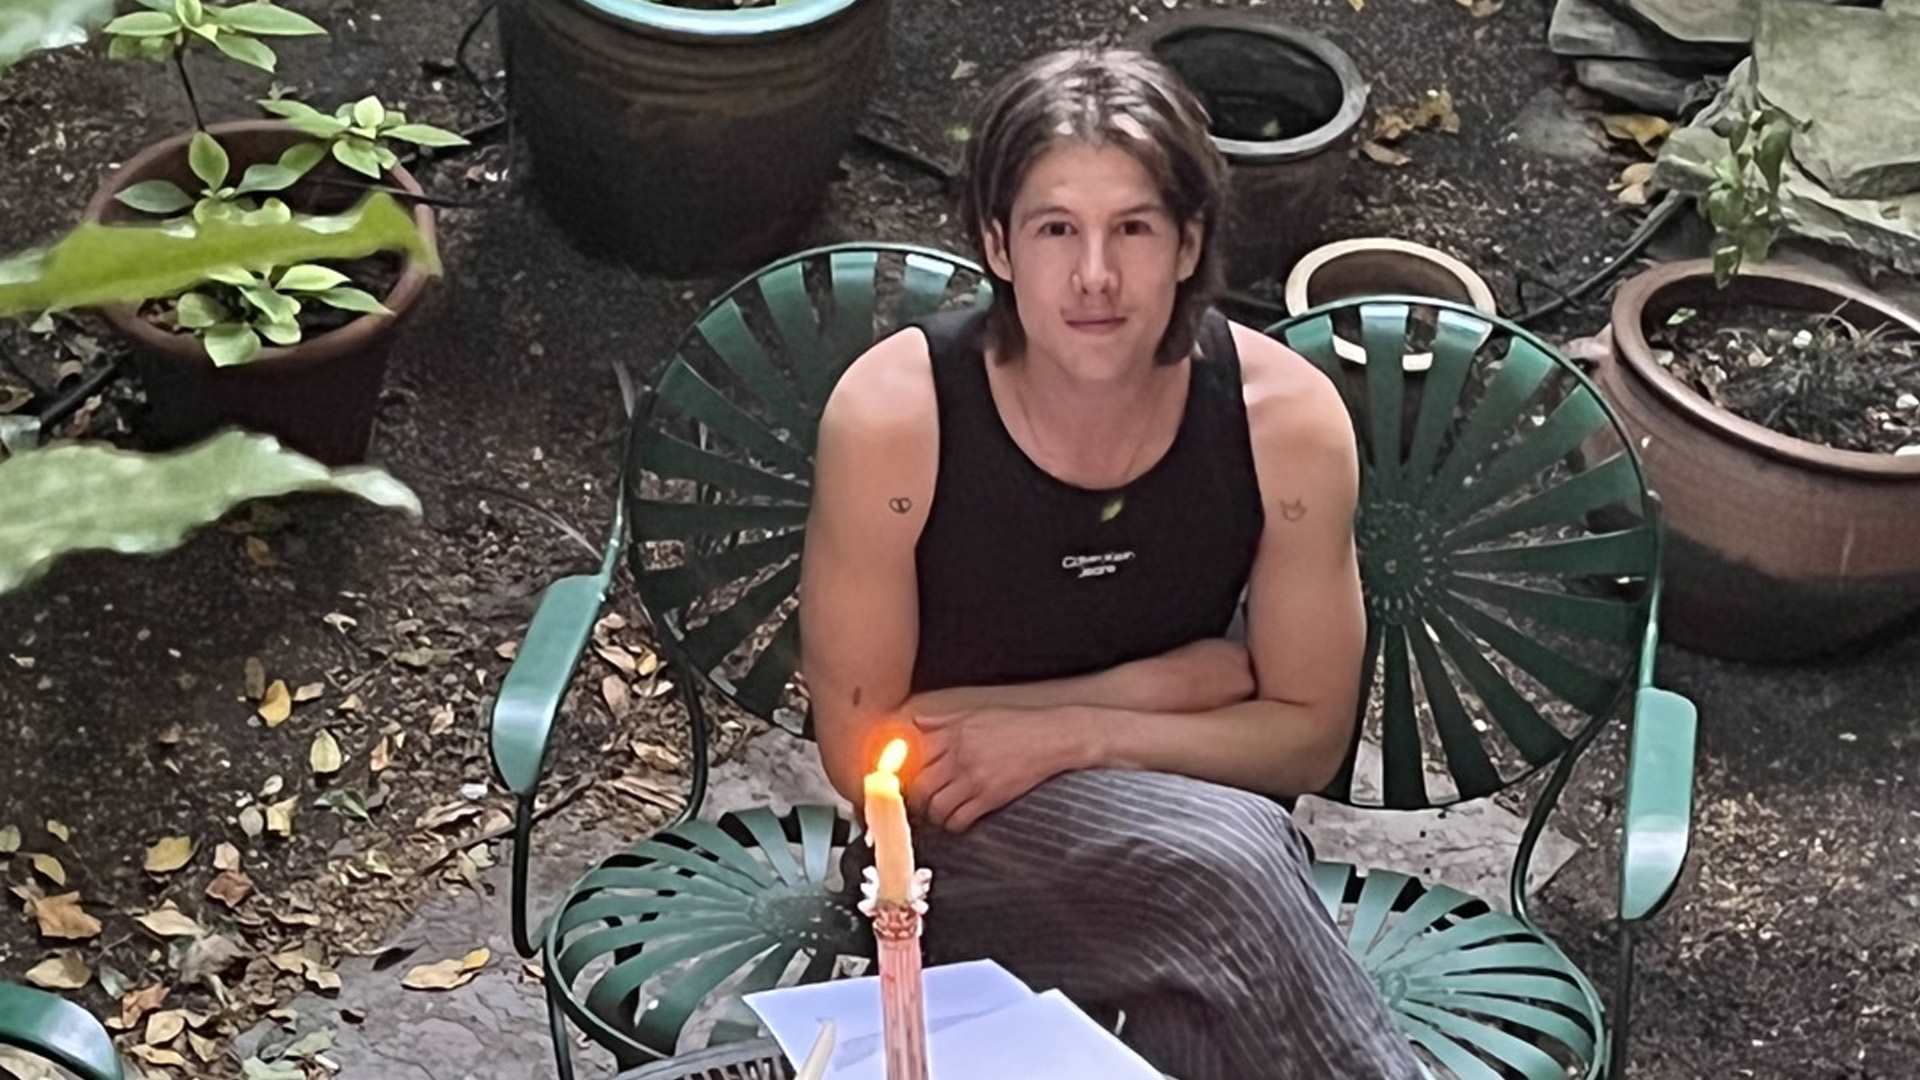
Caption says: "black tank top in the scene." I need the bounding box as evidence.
[909,307,1266,693]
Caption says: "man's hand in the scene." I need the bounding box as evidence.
[906,705,1092,834]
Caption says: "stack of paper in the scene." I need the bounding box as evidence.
[744,960,1163,1079]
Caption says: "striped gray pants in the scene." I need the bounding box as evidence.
[857,768,1423,1080]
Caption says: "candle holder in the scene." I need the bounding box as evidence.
[859,865,933,1080]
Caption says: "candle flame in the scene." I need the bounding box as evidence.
[877,738,908,776]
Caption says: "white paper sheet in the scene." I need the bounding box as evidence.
[744,962,1162,1079]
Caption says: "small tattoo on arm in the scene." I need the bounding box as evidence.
[1280,499,1307,522]
[888,497,913,514]
[852,686,863,707]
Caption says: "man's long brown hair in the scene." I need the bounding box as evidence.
[959,47,1229,366]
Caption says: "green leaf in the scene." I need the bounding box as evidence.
[0,0,117,71]
[1755,123,1791,193]
[210,29,274,71]
[315,286,387,315]
[257,318,301,345]
[381,122,468,148]
[239,284,297,323]
[331,137,382,179]
[105,34,141,59]
[257,98,349,138]
[188,130,229,190]
[1726,115,1749,155]
[0,191,440,317]
[317,788,370,822]
[211,1,326,36]
[203,321,261,365]
[114,179,195,214]
[0,430,419,594]
[238,197,292,226]
[1711,244,1740,287]
[234,162,299,194]
[277,139,326,176]
[274,264,347,292]
[373,144,397,170]
[175,0,204,23]
[102,10,180,36]
[175,290,228,328]
[204,264,257,286]
[1739,224,1775,265]
[350,95,384,130]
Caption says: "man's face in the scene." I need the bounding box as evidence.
[983,139,1203,381]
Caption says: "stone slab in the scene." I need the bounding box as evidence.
[1623,0,1846,45]
[1754,0,1920,199]
[1549,0,1743,63]
[1510,87,1615,167]
[1575,58,1697,115]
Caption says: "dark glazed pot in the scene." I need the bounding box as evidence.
[82,120,437,465]
[1596,259,1920,661]
[498,0,889,274]
[1131,12,1367,288]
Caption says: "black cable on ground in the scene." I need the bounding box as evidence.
[1510,193,1687,326]
[457,1,503,110]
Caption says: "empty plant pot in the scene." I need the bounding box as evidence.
[1285,237,1498,370]
[1131,12,1367,287]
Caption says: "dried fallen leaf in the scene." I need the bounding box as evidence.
[260,775,284,798]
[634,647,661,677]
[271,909,322,927]
[115,984,169,1030]
[1455,0,1502,16]
[214,843,241,871]
[244,657,266,700]
[189,1031,220,1063]
[304,960,342,993]
[268,949,306,974]
[370,735,391,773]
[244,536,277,567]
[595,643,635,677]
[266,796,298,837]
[646,678,676,699]
[0,824,19,852]
[600,674,630,717]
[178,933,249,983]
[45,819,70,842]
[207,870,253,909]
[631,740,683,772]
[609,775,685,813]
[950,59,977,80]
[494,640,518,660]
[402,948,490,990]
[238,806,265,839]
[322,611,358,633]
[29,852,66,885]
[32,892,101,940]
[130,1044,187,1067]
[310,730,343,775]
[136,907,206,938]
[144,836,194,874]
[293,682,324,703]
[259,680,291,726]
[593,612,626,640]
[415,802,482,832]
[1347,0,1364,10]
[339,692,364,713]
[25,951,89,989]
[429,702,455,735]
[145,1008,188,1045]
[1601,113,1672,152]
[157,723,184,745]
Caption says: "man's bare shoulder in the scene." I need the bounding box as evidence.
[1227,321,1356,466]
[819,326,939,450]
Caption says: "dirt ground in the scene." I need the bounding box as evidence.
[2,0,1915,1077]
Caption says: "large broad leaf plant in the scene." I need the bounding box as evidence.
[0,2,434,594]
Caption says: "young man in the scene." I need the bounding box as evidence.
[798,47,1422,1079]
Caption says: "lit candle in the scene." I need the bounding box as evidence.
[864,738,915,905]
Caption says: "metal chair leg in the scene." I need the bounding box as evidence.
[547,990,576,1080]
[1609,920,1638,1077]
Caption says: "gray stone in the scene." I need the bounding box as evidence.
[1550,0,1743,62]
[1890,0,1920,18]
[1575,58,1697,114]
[1754,0,1920,199]
[1654,61,1920,276]
[1510,87,1614,167]
[1623,0,1846,45]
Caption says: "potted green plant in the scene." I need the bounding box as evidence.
[77,0,466,464]
[496,0,890,273]
[1591,106,1920,661]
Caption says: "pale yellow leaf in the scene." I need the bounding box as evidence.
[402,947,490,990]
[25,951,89,989]
[293,681,324,703]
[145,1008,187,1046]
[370,735,391,773]
[266,796,298,837]
[30,852,66,885]
[189,1031,220,1062]
[494,640,518,660]
[595,644,635,676]
[214,843,241,871]
[1601,113,1673,152]
[238,805,265,839]
[429,702,455,735]
[1361,140,1413,166]
[259,679,291,726]
[45,819,70,842]
[303,960,342,993]
[339,692,363,713]
[31,892,101,940]
[633,648,660,678]
[260,774,284,798]
[0,824,19,852]
[129,1044,187,1066]
[268,949,307,974]
[136,908,206,938]
[600,674,630,716]
[1347,0,1364,10]
[310,730,342,775]
[144,836,194,874]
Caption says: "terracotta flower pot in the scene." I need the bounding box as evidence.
[1130,12,1367,288]
[498,0,890,274]
[82,119,437,465]
[1285,237,1497,370]
[1595,259,1920,661]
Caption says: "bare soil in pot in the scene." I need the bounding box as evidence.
[1648,297,1920,456]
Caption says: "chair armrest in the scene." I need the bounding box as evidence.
[0,983,124,1080]
[1619,686,1698,922]
[490,572,611,795]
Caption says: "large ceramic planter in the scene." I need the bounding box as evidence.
[498,0,889,273]
[1285,237,1497,370]
[82,120,436,466]
[1596,259,1920,661]
[1130,12,1366,288]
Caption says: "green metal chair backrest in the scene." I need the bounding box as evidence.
[0,983,125,1080]
[624,243,991,727]
[1267,297,1661,811]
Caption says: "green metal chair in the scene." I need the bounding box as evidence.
[0,983,125,1080]
[490,248,1699,1079]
